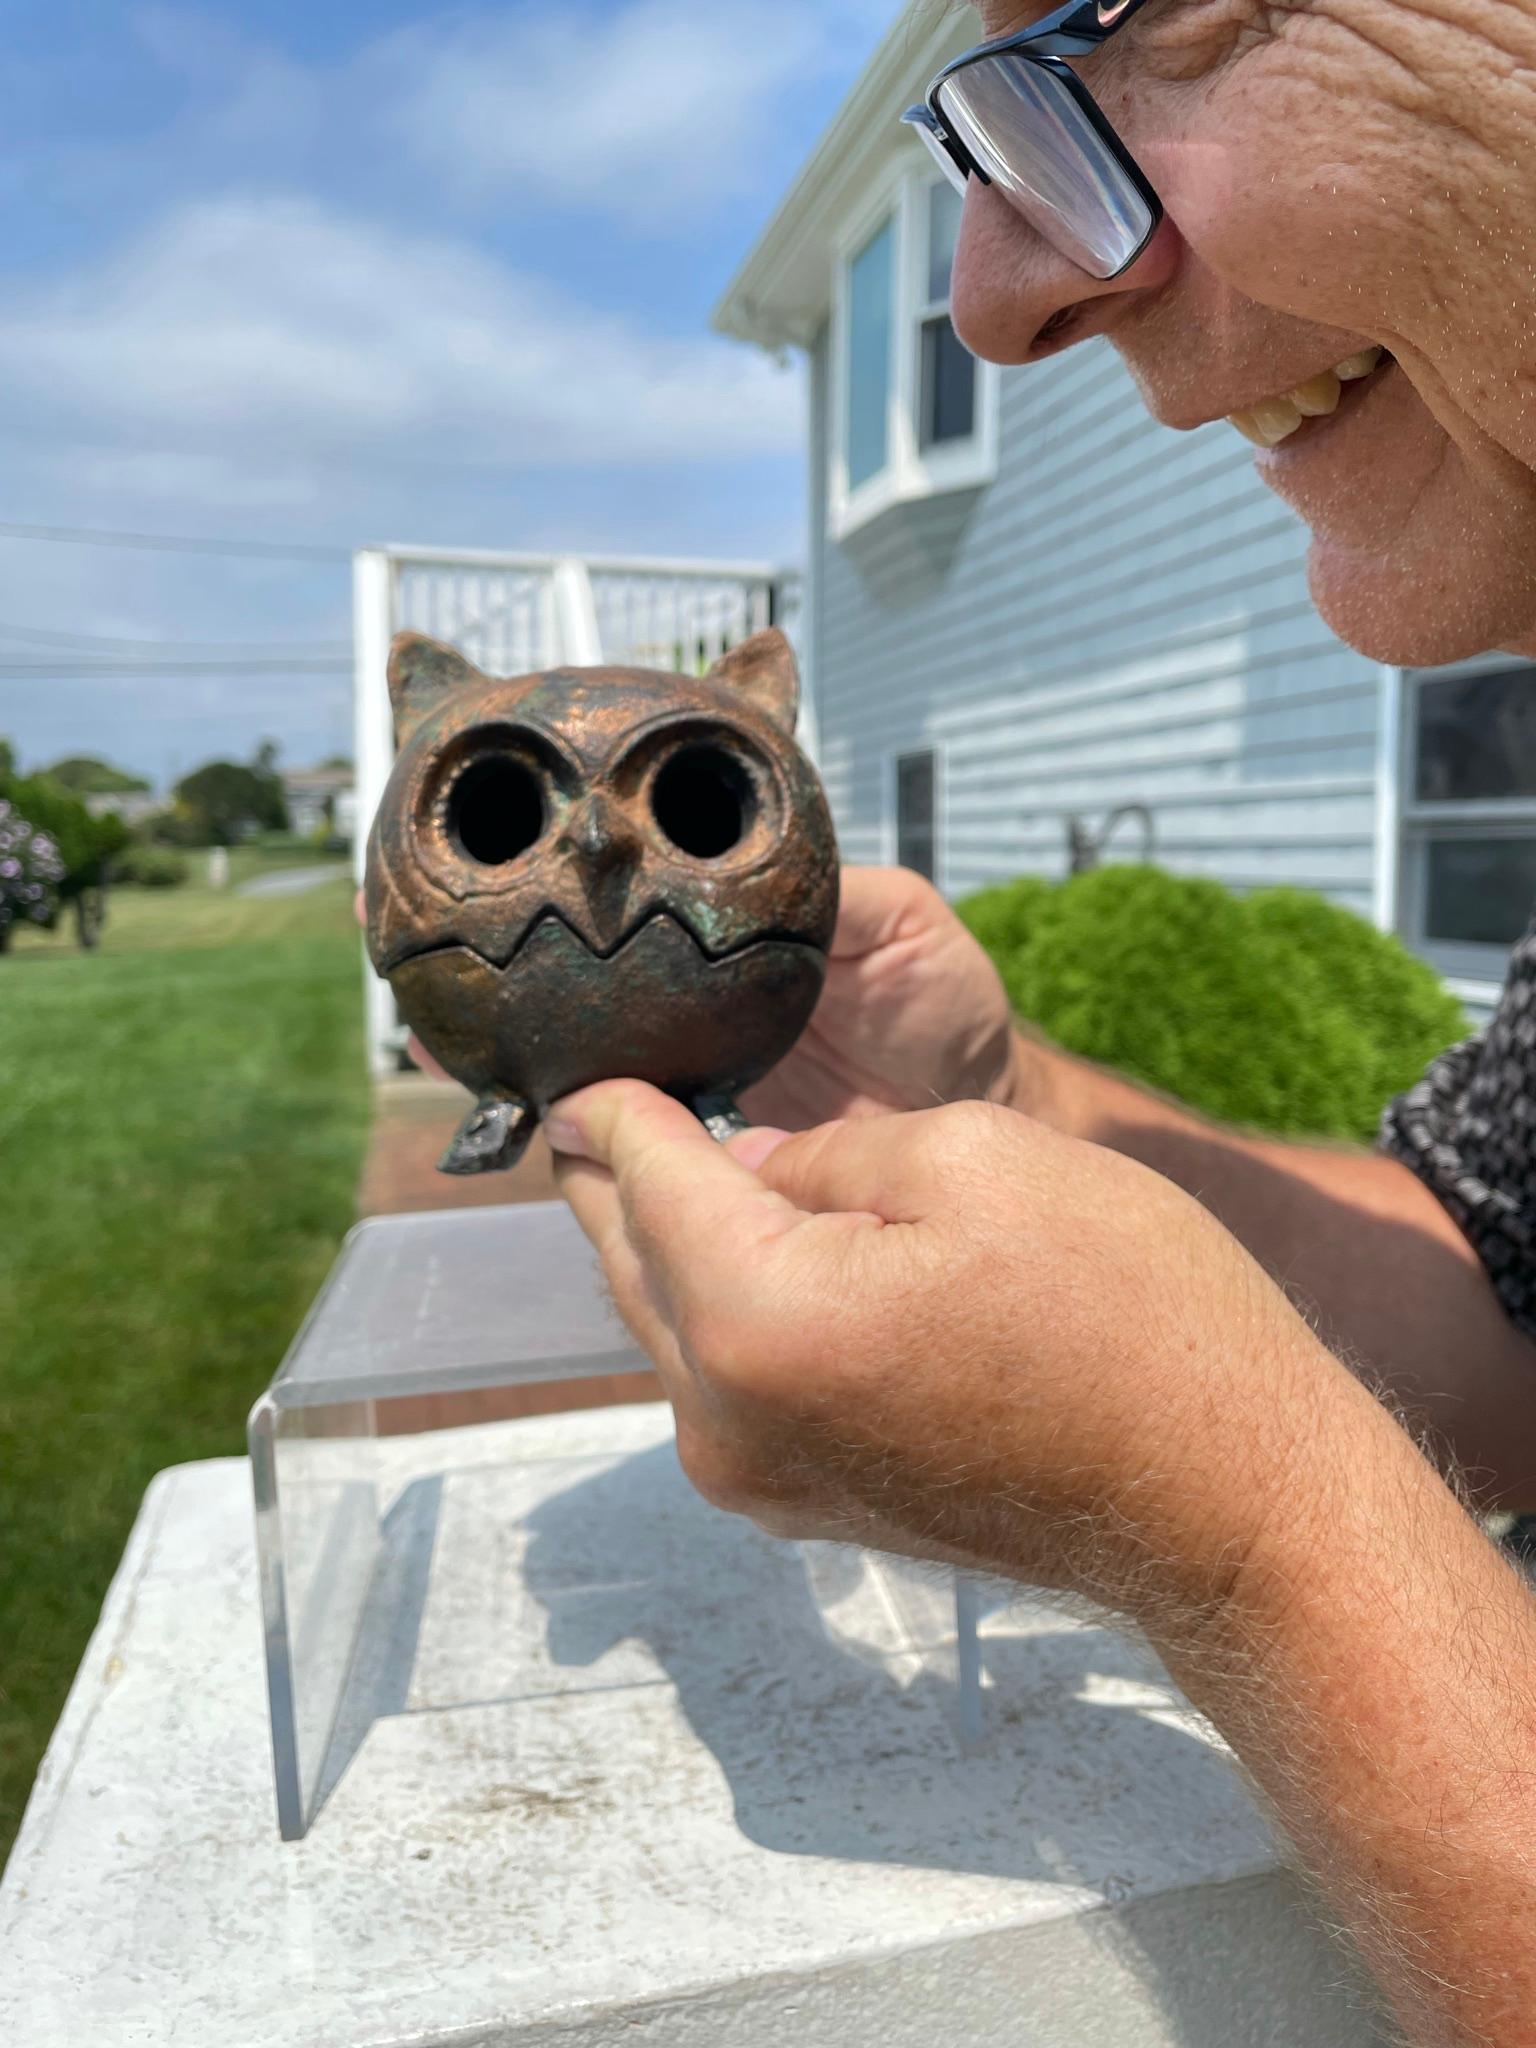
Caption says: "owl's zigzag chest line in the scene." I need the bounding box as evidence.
[379,903,827,978]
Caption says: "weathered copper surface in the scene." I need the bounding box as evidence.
[365,628,839,1174]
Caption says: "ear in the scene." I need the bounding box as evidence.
[387,632,488,746]
[705,629,799,736]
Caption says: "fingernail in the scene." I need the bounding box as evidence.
[543,1115,589,1158]
[726,1127,791,1171]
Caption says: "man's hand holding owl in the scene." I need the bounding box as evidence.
[546,1075,1347,1617]
[546,1077,1536,2047]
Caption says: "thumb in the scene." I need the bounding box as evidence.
[829,864,935,961]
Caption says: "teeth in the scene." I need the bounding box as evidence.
[1251,395,1305,441]
[1227,348,1385,448]
[1290,370,1342,417]
[1230,396,1303,447]
[1333,347,1384,382]
[1227,412,1278,448]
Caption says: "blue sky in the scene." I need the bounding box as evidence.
[0,0,899,785]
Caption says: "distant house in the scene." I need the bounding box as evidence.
[83,789,160,829]
[714,1,1534,1016]
[282,765,355,844]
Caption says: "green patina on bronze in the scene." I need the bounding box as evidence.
[364,628,839,1174]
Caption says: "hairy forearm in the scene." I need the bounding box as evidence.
[1146,1345,1536,2047]
[1011,1032,1536,1507]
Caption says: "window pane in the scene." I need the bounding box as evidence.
[896,750,936,881]
[1415,665,1536,801]
[921,315,977,449]
[1425,837,1536,946]
[928,181,964,304]
[846,218,894,491]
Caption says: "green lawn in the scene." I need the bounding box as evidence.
[0,865,370,1856]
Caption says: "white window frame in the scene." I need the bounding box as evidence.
[1395,658,1536,1005]
[886,744,944,890]
[830,161,999,542]
[913,183,975,461]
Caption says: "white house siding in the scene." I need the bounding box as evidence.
[810,331,1383,916]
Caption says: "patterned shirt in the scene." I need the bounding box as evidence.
[1380,920,1536,1340]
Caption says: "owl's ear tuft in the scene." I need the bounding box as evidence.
[387,632,487,746]
[705,629,799,736]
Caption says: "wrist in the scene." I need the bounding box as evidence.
[1128,1315,1419,1659]
[1088,1281,1366,1640]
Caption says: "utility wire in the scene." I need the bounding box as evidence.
[0,660,354,680]
[0,618,350,654]
[0,518,352,563]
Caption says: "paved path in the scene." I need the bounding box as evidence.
[235,863,345,899]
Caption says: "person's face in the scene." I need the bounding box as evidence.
[952,0,1536,666]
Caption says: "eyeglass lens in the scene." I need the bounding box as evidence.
[936,55,1155,279]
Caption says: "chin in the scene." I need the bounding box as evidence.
[1307,538,1536,670]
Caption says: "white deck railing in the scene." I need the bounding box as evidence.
[352,546,802,1073]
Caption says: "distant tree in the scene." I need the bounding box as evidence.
[0,738,14,782]
[254,738,281,778]
[146,805,207,849]
[44,755,151,795]
[174,755,288,845]
[317,754,354,773]
[0,796,65,953]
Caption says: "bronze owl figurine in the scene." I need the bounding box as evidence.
[364,627,839,1174]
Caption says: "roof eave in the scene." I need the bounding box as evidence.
[712,3,978,354]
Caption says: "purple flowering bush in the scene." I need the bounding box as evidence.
[0,796,66,947]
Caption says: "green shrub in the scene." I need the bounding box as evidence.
[113,844,189,889]
[147,807,208,849]
[0,770,128,901]
[956,865,1467,1143]
[951,876,1054,973]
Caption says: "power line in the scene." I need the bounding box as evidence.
[0,618,351,655]
[0,660,353,680]
[0,518,353,563]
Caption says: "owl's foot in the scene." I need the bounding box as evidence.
[693,1094,749,1145]
[439,1094,534,1176]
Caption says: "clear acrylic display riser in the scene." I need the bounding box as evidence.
[249,1201,985,1841]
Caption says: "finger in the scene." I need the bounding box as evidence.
[553,1153,698,1414]
[828,865,919,961]
[828,864,943,962]
[546,1080,804,1310]
[724,1125,791,1173]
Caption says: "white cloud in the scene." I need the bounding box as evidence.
[0,193,801,511]
[374,0,904,222]
[0,0,901,779]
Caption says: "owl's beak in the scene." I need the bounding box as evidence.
[557,792,644,952]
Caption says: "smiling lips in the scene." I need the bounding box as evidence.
[1227,348,1387,449]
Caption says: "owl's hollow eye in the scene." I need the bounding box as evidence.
[448,756,544,866]
[651,745,754,860]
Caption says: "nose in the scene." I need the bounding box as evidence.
[558,791,643,950]
[950,179,1178,366]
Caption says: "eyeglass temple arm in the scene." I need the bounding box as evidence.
[947,0,1155,70]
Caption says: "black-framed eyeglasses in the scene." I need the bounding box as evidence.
[902,0,1162,282]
